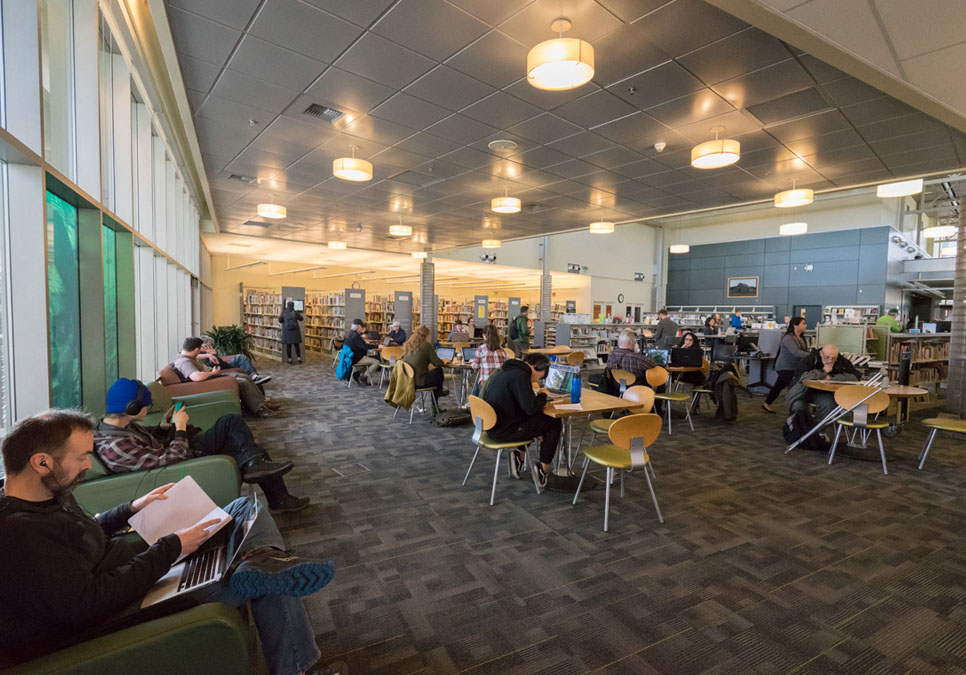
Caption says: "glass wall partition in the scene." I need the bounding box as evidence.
[103,224,119,385]
[45,190,82,408]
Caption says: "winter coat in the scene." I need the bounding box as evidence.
[385,361,416,410]
[278,309,303,344]
[482,359,548,439]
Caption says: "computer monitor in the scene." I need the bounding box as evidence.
[736,335,759,353]
[712,341,735,363]
[935,320,951,333]
[922,322,937,334]
[461,346,477,361]
[436,347,455,361]
[292,299,304,311]
[646,348,670,367]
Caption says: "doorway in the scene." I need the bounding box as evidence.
[793,304,822,329]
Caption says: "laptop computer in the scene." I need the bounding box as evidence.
[141,498,260,608]
[670,348,702,367]
[436,346,455,361]
[544,364,579,397]
[646,348,670,367]
[461,346,477,362]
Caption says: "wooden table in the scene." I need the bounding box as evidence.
[803,379,929,445]
[525,345,573,355]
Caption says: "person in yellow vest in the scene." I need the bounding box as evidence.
[876,308,902,333]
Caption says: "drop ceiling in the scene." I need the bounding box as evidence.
[165,0,966,254]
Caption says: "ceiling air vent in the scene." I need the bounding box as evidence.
[303,103,344,123]
[242,220,273,228]
[524,202,552,214]
[228,173,258,185]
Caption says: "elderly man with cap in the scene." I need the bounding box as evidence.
[876,308,903,333]
[388,320,407,345]
[94,378,308,513]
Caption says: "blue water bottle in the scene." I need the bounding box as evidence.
[571,374,582,403]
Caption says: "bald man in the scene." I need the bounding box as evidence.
[786,343,860,426]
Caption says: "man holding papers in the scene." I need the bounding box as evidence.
[0,410,345,675]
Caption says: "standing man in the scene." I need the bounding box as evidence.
[876,308,903,333]
[344,319,380,385]
[175,337,277,418]
[508,305,531,358]
[731,310,744,329]
[652,308,680,348]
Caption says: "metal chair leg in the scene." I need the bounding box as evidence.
[462,445,481,485]
[603,467,612,532]
[379,369,386,389]
[619,469,624,498]
[683,402,694,432]
[490,449,503,506]
[643,463,664,524]
[409,401,416,424]
[665,404,673,435]
[828,424,843,464]
[876,429,888,475]
[393,406,400,419]
[918,428,938,470]
[573,457,590,505]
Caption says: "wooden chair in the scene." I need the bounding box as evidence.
[573,413,664,532]
[462,396,533,505]
[389,361,439,423]
[378,346,404,389]
[502,347,515,360]
[566,351,584,366]
[918,417,966,470]
[646,366,693,434]
[453,341,471,354]
[610,368,636,396]
[828,385,891,474]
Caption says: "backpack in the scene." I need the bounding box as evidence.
[782,408,831,451]
[432,409,472,427]
[508,316,520,341]
[707,363,740,423]
[283,313,299,331]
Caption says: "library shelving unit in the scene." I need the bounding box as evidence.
[489,300,508,336]
[366,295,392,334]
[303,293,345,354]
[438,298,472,342]
[565,323,650,360]
[243,289,283,360]
[663,305,775,329]
[822,304,880,325]
[543,303,565,347]
[884,332,951,388]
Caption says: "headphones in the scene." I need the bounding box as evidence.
[125,381,149,416]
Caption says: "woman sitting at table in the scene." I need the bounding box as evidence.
[703,316,718,335]
[675,332,707,388]
[403,325,451,402]
[470,324,506,394]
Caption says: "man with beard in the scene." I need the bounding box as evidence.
[0,410,345,674]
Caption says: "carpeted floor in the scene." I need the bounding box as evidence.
[247,356,966,674]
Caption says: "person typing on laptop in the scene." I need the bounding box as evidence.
[0,410,345,675]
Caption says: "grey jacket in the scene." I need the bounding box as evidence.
[653,317,680,348]
[278,309,303,344]
[775,333,810,371]
[786,368,858,411]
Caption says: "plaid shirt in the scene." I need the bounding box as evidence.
[93,421,192,474]
[606,348,656,384]
[471,345,507,381]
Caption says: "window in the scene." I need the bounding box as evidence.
[103,225,118,386]
[40,0,76,179]
[0,163,12,435]
[99,16,115,210]
[46,191,82,408]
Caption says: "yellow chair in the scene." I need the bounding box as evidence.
[573,413,664,532]
[453,341,471,353]
[828,385,891,474]
[566,351,584,366]
[610,368,636,396]
[503,347,515,360]
[918,417,966,469]
[462,396,534,505]
[587,385,655,443]
[646,366,693,434]
[390,361,439,424]
[378,346,404,389]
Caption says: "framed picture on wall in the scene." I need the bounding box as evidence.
[727,276,759,298]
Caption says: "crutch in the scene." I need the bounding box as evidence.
[785,370,887,453]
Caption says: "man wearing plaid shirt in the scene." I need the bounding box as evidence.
[605,330,665,412]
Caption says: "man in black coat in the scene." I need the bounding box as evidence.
[483,353,561,492]
[786,343,861,425]
[344,318,380,384]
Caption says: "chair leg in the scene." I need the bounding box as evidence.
[619,469,624,498]
[665,403,672,435]
[462,445,482,485]
[409,402,415,424]
[643,463,664,524]
[379,369,386,389]
[683,401,694,432]
[490,449,503,506]
[572,457,590,505]
[876,429,888,475]
[603,467,612,532]
[393,406,400,419]
[918,429,938,470]
[828,425,843,464]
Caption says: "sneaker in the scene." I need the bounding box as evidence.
[510,451,525,480]
[269,494,310,513]
[253,374,273,385]
[241,457,294,483]
[255,407,279,418]
[263,400,282,410]
[530,462,548,494]
[229,549,334,599]
[308,660,348,675]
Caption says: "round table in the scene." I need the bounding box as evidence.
[525,346,573,355]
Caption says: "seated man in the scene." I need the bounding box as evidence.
[786,343,860,426]
[175,337,278,417]
[344,319,380,385]
[448,319,470,342]
[95,378,307,513]
[199,335,271,385]
[483,353,561,493]
[387,320,407,346]
[606,329,663,412]
[0,410,345,674]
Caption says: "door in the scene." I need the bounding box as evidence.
[793,304,822,329]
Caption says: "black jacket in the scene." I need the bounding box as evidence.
[794,349,860,382]
[0,493,181,666]
[482,359,548,439]
[344,330,370,364]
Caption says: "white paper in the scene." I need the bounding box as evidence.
[554,403,583,411]
[128,476,231,557]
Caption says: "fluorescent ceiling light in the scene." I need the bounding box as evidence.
[779,222,808,236]
[225,260,266,271]
[268,265,327,276]
[669,244,690,254]
[876,178,923,198]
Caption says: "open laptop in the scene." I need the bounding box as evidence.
[141,498,260,608]
[461,346,477,362]
[646,348,670,367]
[436,346,455,361]
[543,364,579,397]
[670,348,702,367]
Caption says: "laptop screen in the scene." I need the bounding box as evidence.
[225,498,259,568]
[544,364,577,392]
[436,347,455,361]
[461,346,477,361]
[646,348,670,367]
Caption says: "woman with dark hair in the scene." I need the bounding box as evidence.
[703,316,718,335]
[470,324,507,391]
[761,317,809,413]
[278,301,303,364]
[676,331,707,387]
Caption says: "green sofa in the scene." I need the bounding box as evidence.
[142,381,242,430]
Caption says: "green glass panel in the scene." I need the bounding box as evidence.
[46,191,82,408]
[103,226,118,386]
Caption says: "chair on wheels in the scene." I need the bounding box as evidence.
[573,413,664,532]
[917,417,966,469]
[462,396,534,506]
[389,361,439,424]
[646,366,693,434]
[827,385,891,475]
[378,346,404,389]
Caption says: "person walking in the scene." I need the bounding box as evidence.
[508,306,531,358]
[761,317,810,413]
[279,301,303,364]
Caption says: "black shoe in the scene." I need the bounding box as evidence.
[438,388,450,397]
[230,549,334,599]
[308,660,348,675]
[269,494,310,513]
[255,406,279,418]
[510,451,525,480]
[530,462,548,494]
[242,457,294,484]
[350,371,361,383]
[253,374,272,385]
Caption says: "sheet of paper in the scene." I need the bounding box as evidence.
[128,475,231,550]
[554,403,583,411]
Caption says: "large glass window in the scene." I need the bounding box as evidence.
[99,16,116,211]
[40,0,76,179]
[46,191,82,408]
[103,225,118,385]
[0,163,12,436]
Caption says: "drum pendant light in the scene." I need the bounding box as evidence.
[526,18,594,91]
[774,179,813,208]
[491,186,521,214]
[691,127,740,169]
[669,244,690,254]
[333,145,373,182]
[922,225,957,239]
[482,239,501,249]
[257,194,286,219]
[389,216,412,237]
[779,222,808,236]
[588,217,614,234]
[876,178,923,198]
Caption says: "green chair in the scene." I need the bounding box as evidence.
[142,381,241,430]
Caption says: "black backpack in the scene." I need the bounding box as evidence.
[508,316,520,341]
[782,408,831,451]
[432,409,472,427]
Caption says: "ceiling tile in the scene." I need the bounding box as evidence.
[545,158,600,178]
[438,146,502,169]
[553,90,638,128]
[766,110,850,143]
[301,0,397,28]
[210,69,298,113]
[863,0,966,60]
[610,158,671,179]
[445,30,531,89]
[195,93,268,127]
[783,128,865,156]
[869,128,955,156]
[185,88,206,112]
[592,111,666,144]
[304,68,395,116]
[176,55,222,93]
[900,42,966,120]
[229,36,327,92]
[507,113,583,144]
[840,97,918,126]
[855,112,946,142]
[370,92,452,129]
[608,62,705,108]
[821,76,886,108]
[646,89,736,128]
[595,0,671,22]
[446,0,533,25]
[746,87,830,125]
[511,145,571,169]
[797,54,848,84]
[249,0,362,63]
[168,0,261,30]
[678,28,792,86]
[166,6,241,63]
[371,145,438,170]
[546,131,615,157]
[589,21,670,88]
[335,32,435,88]
[675,109,764,142]
[394,132,462,158]
[582,146,647,170]
[425,114,500,144]
[711,58,814,109]
[248,116,333,157]
[461,92,543,129]
[635,0,748,58]
[404,65,496,112]
[498,0,623,46]
[372,0,489,61]
[341,115,416,145]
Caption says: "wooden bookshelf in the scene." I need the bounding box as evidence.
[243,289,283,360]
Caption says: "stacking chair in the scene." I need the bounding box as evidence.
[918,417,966,469]
[378,346,404,388]
[610,368,636,396]
[503,347,515,360]
[453,341,471,354]
[407,361,439,423]
[462,396,533,505]
[346,362,371,389]
[827,385,891,474]
[566,351,584,366]
[573,413,664,532]
[689,359,713,414]
[586,385,655,448]
[328,338,344,367]
[646,366,693,434]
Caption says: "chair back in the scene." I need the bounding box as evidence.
[382,346,404,365]
[608,413,662,469]
[611,368,636,395]
[834,384,889,426]
[701,358,710,373]
[453,341,471,353]
[622,385,655,413]
[467,395,497,443]
[566,351,584,366]
[645,366,669,388]
[503,347,515,360]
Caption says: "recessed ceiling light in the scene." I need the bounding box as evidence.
[482,239,501,249]
[876,178,923,198]
[327,241,347,250]
[779,222,808,236]
[691,127,740,169]
[527,18,594,91]
[669,244,690,254]
[333,145,372,182]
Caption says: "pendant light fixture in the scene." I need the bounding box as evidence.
[482,239,502,249]
[779,222,808,236]
[669,244,690,254]
[327,241,347,250]
[774,179,814,208]
[922,225,957,239]
[257,194,286,219]
[389,216,412,237]
[589,217,614,234]
[690,127,740,169]
[333,145,373,182]
[412,251,427,258]
[876,178,923,198]
[491,186,521,214]
[526,18,594,91]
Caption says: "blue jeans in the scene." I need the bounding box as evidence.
[226,354,257,377]
[195,498,321,675]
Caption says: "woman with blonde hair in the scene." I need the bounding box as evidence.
[402,326,450,400]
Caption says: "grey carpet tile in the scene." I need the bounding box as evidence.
[245,355,966,674]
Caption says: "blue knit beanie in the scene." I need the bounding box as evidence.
[105,378,151,414]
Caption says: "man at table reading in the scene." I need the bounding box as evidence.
[786,343,860,427]
[483,353,561,492]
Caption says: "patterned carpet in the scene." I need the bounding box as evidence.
[247,355,966,674]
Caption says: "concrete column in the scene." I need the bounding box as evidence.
[420,259,436,337]
[539,236,551,323]
[654,225,666,310]
[946,205,966,417]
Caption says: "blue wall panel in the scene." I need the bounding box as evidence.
[789,245,860,264]
[857,244,888,284]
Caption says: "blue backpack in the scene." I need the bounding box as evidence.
[335,344,354,381]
